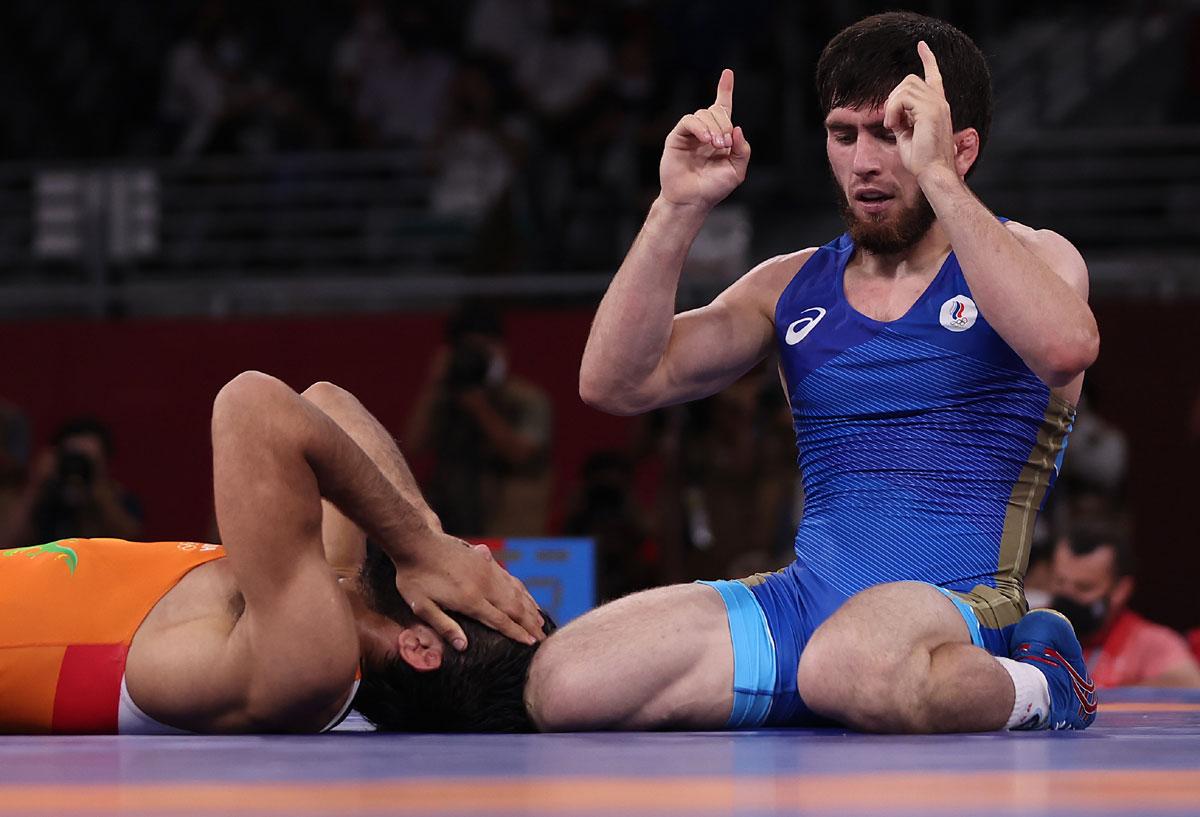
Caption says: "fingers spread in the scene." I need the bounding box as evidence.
[714,68,734,116]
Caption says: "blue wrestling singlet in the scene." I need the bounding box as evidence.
[703,230,1075,728]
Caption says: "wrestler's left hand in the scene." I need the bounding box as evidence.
[391,532,545,651]
[883,41,957,180]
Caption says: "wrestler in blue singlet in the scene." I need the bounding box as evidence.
[701,230,1075,727]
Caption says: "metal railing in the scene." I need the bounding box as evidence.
[0,128,1197,319]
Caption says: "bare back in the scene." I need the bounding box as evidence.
[126,559,356,733]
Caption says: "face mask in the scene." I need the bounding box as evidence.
[1050,593,1110,640]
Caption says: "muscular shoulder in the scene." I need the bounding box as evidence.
[716,247,820,317]
[1003,221,1089,299]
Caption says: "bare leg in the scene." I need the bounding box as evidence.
[526,584,733,731]
[796,581,1012,733]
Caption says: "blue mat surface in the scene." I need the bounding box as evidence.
[1,690,1197,816]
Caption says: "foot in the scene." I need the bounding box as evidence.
[1009,609,1097,730]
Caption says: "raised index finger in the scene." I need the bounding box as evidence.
[714,68,734,116]
[917,41,943,92]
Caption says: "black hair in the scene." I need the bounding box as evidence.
[816,12,993,171]
[352,542,556,732]
[52,417,113,458]
[1063,519,1136,578]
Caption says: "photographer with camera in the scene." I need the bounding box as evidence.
[0,418,142,549]
[406,306,552,538]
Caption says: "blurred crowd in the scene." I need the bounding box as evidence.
[1,0,1196,274]
[156,0,781,269]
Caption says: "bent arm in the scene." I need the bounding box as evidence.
[580,199,796,415]
[211,372,409,726]
[302,380,442,577]
[217,374,544,647]
[919,167,1099,388]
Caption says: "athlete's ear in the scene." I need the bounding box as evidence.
[397,624,445,672]
[952,128,980,178]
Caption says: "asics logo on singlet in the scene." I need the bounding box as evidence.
[784,307,827,345]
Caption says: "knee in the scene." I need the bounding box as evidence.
[796,586,936,732]
[798,624,898,710]
[798,636,925,731]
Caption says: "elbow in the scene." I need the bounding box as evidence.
[579,375,639,416]
[213,370,292,431]
[214,370,278,414]
[301,380,350,410]
[1040,329,1100,388]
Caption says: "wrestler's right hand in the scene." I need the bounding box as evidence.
[659,68,751,210]
[390,532,545,651]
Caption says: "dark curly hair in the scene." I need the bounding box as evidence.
[352,542,556,732]
[816,12,993,173]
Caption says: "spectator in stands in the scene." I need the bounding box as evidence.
[1052,521,1200,688]
[162,1,321,156]
[430,57,532,272]
[512,0,613,264]
[406,306,552,538]
[431,60,519,223]
[0,418,142,549]
[466,0,549,67]
[335,1,455,149]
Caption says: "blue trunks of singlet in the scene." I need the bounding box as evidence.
[698,561,1011,728]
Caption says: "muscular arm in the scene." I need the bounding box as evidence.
[580,200,787,415]
[302,380,442,577]
[920,166,1099,388]
[581,69,784,416]
[886,43,1098,390]
[210,372,435,727]
[292,379,542,648]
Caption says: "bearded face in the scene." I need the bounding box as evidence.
[833,176,937,255]
[824,104,939,255]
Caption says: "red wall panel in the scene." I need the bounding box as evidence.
[0,309,633,542]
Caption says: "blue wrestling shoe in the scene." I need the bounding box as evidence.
[1010,609,1097,730]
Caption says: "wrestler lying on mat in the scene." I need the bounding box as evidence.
[0,372,551,735]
